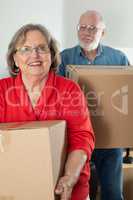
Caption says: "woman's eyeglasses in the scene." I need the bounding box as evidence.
[15,45,50,56]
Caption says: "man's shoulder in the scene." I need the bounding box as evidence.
[102,45,127,57]
[61,45,79,56]
[101,44,129,65]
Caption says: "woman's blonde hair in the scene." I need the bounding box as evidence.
[7,23,60,76]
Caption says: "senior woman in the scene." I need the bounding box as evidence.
[0,24,94,200]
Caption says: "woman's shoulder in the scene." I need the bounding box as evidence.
[0,76,15,90]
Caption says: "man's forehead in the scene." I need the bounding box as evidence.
[79,13,101,25]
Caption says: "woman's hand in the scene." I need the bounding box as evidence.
[55,150,87,200]
[55,174,75,200]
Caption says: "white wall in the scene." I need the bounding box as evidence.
[0,0,63,77]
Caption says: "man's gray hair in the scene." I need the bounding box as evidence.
[80,10,106,29]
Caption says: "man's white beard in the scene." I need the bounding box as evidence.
[79,38,99,52]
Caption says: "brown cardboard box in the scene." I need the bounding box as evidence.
[67,65,133,148]
[0,120,66,200]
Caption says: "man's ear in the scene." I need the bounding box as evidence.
[102,29,105,37]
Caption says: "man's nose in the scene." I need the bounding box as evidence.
[85,28,94,34]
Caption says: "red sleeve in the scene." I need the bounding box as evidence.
[0,83,5,123]
[59,80,95,161]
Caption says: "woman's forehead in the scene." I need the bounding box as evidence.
[16,30,48,47]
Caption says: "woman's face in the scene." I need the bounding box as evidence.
[13,30,51,78]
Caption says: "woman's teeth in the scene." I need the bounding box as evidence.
[29,61,42,66]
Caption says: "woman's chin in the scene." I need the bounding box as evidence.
[27,68,46,76]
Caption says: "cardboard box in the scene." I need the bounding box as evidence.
[67,65,133,148]
[0,120,66,200]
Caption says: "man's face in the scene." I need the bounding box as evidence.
[77,14,104,51]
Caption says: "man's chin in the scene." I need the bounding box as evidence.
[79,41,98,52]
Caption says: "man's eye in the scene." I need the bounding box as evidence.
[80,26,86,30]
[90,26,97,31]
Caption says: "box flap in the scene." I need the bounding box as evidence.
[0,120,66,131]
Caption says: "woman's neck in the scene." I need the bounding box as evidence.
[22,73,48,108]
[22,73,48,92]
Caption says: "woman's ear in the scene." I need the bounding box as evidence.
[13,54,18,67]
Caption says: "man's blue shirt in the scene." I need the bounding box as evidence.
[59,44,129,76]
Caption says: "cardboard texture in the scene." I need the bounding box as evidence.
[0,120,66,200]
[67,65,133,148]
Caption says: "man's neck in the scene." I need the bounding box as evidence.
[83,48,98,61]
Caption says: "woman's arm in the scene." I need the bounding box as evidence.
[55,149,87,200]
[55,78,95,199]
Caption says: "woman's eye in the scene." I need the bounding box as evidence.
[22,47,31,52]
